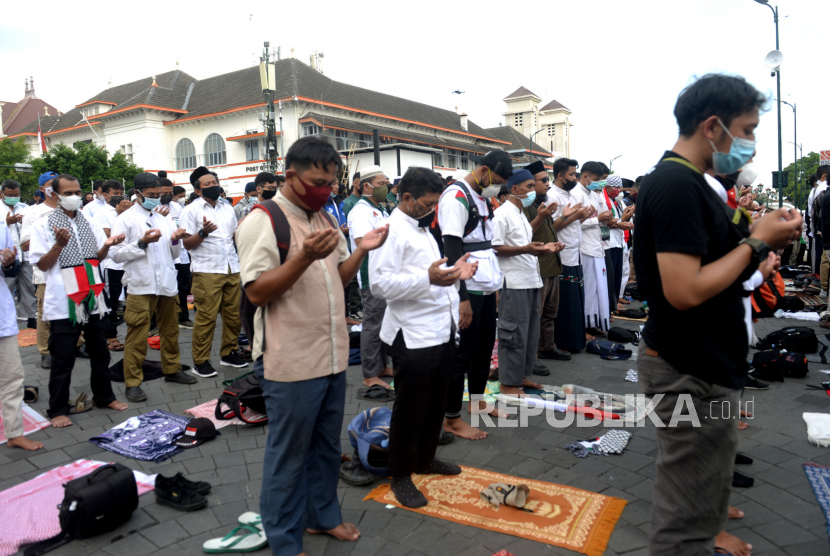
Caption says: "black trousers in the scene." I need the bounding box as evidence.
[48,314,116,418]
[608,247,624,302]
[385,331,454,476]
[445,292,496,419]
[106,268,125,338]
[176,263,192,322]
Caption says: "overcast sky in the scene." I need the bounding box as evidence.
[2,0,826,194]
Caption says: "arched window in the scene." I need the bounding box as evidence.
[175,138,196,170]
[204,133,226,166]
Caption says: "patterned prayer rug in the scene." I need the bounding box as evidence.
[17,328,36,347]
[802,463,830,543]
[365,466,626,556]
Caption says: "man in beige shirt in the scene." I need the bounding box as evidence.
[236,136,388,556]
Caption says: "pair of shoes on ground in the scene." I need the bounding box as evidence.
[203,511,267,553]
[155,472,212,511]
[126,370,199,401]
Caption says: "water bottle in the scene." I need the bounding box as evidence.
[774,309,784,318]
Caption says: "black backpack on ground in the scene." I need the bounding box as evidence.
[24,464,138,556]
[607,327,639,345]
[618,308,647,319]
[780,351,809,378]
[757,326,818,354]
[216,373,268,425]
[624,282,645,301]
[750,350,785,382]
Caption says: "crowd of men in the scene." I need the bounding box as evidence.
[0,71,812,556]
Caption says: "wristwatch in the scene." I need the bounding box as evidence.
[739,237,770,263]
[198,229,209,239]
[137,240,148,250]
[559,214,568,223]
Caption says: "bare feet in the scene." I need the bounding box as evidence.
[728,506,745,519]
[379,366,394,377]
[306,522,360,542]
[363,377,391,388]
[107,400,128,411]
[586,333,596,341]
[499,385,527,398]
[715,530,752,556]
[740,409,752,418]
[7,436,43,451]
[50,415,72,428]
[444,417,488,440]
[522,378,544,390]
[738,421,748,430]
[468,400,510,419]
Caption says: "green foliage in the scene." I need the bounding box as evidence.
[781,151,821,209]
[0,137,38,198]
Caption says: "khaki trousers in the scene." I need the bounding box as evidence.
[191,271,241,365]
[0,335,25,438]
[124,294,181,387]
[537,276,561,352]
[37,284,83,356]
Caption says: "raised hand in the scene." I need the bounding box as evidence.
[453,253,478,281]
[1,246,16,267]
[301,228,340,260]
[524,242,553,256]
[5,212,23,226]
[537,201,557,220]
[53,226,70,248]
[429,257,463,286]
[598,210,613,223]
[155,205,171,217]
[562,203,583,219]
[105,233,126,247]
[116,199,133,215]
[358,224,389,251]
[171,228,187,241]
[141,229,162,244]
[202,216,218,234]
[545,242,565,253]
[750,208,802,250]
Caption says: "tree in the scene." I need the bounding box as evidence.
[782,151,821,210]
[29,142,143,197]
[0,137,38,198]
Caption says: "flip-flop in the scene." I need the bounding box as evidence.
[108,339,125,351]
[356,384,395,402]
[24,386,39,403]
[203,525,267,553]
[237,511,263,531]
[68,392,93,414]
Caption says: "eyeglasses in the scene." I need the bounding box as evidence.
[536,177,550,184]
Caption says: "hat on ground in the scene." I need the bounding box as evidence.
[606,175,623,189]
[244,182,257,193]
[358,165,385,182]
[469,150,513,180]
[189,166,210,186]
[506,169,534,189]
[38,171,58,186]
[173,417,217,449]
[525,160,546,176]
[133,172,160,189]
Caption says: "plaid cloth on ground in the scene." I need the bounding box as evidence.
[593,429,632,455]
[89,409,192,461]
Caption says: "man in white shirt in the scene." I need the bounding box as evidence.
[1,180,36,328]
[573,161,614,336]
[82,180,107,221]
[547,159,593,352]
[811,166,830,294]
[181,167,247,377]
[370,167,476,508]
[29,173,128,428]
[346,165,394,391]
[439,150,511,441]
[169,185,194,327]
[492,169,557,397]
[110,173,196,402]
[603,175,635,308]
[94,180,132,350]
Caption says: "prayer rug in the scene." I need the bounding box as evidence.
[612,315,647,322]
[0,402,50,444]
[184,399,267,429]
[802,463,830,542]
[365,465,626,556]
[17,328,36,347]
[508,384,654,423]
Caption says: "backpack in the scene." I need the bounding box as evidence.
[216,373,268,424]
[750,350,785,382]
[429,180,493,256]
[586,340,633,360]
[607,327,640,345]
[624,282,645,301]
[751,273,794,318]
[24,464,138,556]
[347,407,391,476]
[618,308,647,319]
[757,326,819,354]
[239,200,336,349]
[780,351,809,378]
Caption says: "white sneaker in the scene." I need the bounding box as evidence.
[820,290,828,299]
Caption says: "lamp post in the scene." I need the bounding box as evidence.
[610,155,622,172]
[776,98,797,207]
[754,0,782,207]
[789,140,802,209]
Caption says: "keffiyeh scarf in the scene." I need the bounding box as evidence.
[46,210,108,324]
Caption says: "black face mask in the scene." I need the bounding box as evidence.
[160,194,173,205]
[261,189,277,200]
[108,195,124,207]
[201,186,220,201]
[408,201,435,228]
[563,179,578,191]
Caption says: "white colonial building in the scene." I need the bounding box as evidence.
[9,60,563,196]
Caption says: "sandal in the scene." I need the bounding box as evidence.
[108,338,125,351]
[480,482,531,509]
[237,511,263,531]
[68,392,93,415]
[203,524,267,553]
[356,384,396,402]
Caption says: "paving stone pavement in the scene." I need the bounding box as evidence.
[4,307,830,556]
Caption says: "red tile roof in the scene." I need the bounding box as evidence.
[2,97,62,135]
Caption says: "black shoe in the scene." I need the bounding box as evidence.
[533,360,550,376]
[75,346,89,359]
[744,376,770,390]
[27,318,37,329]
[732,470,754,488]
[126,386,147,402]
[438,429,454,446]
[538,347,572,361]
[155,474,208,511]
[157,472,212,495]
[220,352,248,368]
[339,458,374,486]
[735,452,753,465]
[164,371,198,384]
[41,354,52,369]
[191,361,217,378]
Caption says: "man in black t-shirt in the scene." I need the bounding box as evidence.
[634,74,801,556]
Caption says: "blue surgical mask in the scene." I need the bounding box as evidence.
[710,118,756,175]
[512,191,537,208]
[588,180,606,191]
[140,193,160,211]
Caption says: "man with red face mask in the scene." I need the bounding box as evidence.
[236,135,389,556]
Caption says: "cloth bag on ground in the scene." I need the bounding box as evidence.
[347,407,390,476]
[480,483,530,509]
[586,340,632,360]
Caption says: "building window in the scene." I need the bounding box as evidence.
[448,154,457,168]
[547,124,556,137]
[82,106,99,118]
[245,139,259,161]
[204,133,226,166]
[303,123,322,136]
[433,152,443,167]
[175,138,196,170]
[460,156,469,170]
[514,113,523,127]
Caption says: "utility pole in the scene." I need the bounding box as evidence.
[259,42,280,174]
[754,0,783,207]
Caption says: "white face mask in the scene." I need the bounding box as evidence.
[177,197,186,206]
[96,193,105,201]
[736,164,758,188]
[44,186,54,198]
[58,194,83,212]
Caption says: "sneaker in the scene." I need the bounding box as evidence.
[355,310,364,320]
[821,290,828,300]
[221,352,249,368]
[164,370,198,384]
[178,320,195,330]
[348,312,362,321]
[744,376,770,390]
[155,474,208,511]
[41,354,51,369]
[26,318,37,329]
[191,361,218,378]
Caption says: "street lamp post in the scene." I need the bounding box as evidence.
[755,0,782,207]
[610,155,622,172]
[789,140,802,209]
[777,99,797,208]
